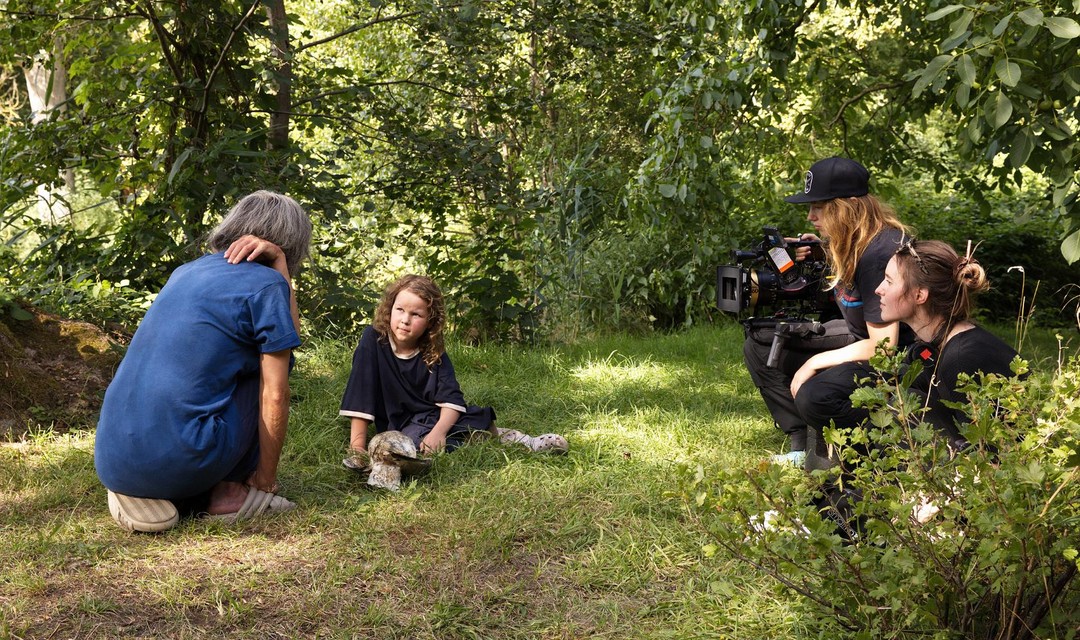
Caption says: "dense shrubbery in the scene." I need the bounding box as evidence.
[684,347,1080,638]
[898,187,1079,329]
[3,1,1077,341]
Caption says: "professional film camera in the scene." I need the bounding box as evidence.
[717,226,836,367]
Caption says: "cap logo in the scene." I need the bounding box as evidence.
[804,170,813,194]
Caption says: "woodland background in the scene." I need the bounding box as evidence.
[2,4,1079,637]
[1,0,1078,341]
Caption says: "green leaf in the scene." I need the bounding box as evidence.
[957,54,976,86]
[992,14,1012,37]
[1062,228,1080,264]
[949,10,974,40]
[1016,461,1046,485]
[994,59,1022,87]
[901,361,925,389]
[1045,16,1080,39]
[7,303,33,322]
[967,117,983,143]
[658,184,677,198]
[870,410,893,429]
[167,148,195,185]
[1008,129,1034,167]
[926,5,963,21]
[1042,119,1073,141]
[1053,185,1070,207]
[1065,67,1080,91]
[1017,7,1043,26]
[914,54,954,97]
[956,82,971,107]
[986,91,1013,129]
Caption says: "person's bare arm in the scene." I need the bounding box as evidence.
[790,321,899,397]
[248,349,292,493]
[350,417,371,454]
[420,406,461,455]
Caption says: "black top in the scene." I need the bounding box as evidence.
[339,326,473,431]
[833,227,915,348]
[907,325,1018,446]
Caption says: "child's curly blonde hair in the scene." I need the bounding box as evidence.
[373,275,446,369]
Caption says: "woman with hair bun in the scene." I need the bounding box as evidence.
[873,239,1019,448]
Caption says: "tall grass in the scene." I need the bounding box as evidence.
[0,322,1074,639]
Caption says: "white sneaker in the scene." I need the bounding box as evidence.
[497,428,569,454]
[770,450,806,467]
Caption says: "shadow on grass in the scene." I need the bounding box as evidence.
[2,323,787,639]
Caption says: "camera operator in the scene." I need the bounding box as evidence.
[743,157,914,468]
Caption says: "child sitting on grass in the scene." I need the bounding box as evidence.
[339,275,568,468]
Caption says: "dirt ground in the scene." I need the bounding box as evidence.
[0,302,124,440]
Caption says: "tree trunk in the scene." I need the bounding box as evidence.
[22,38,73,221]
[264,0,291,151]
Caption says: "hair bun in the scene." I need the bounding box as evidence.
[955,258,988,292]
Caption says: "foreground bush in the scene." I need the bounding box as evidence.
[685,349,1080,639]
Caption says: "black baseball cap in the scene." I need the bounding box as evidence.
[784,156,870,204]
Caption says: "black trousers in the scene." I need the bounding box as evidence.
[795,361,875,471]
[742,319,854,452]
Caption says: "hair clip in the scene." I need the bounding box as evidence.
[955,240,981,277]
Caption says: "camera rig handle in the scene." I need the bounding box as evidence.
[766,320,825,368]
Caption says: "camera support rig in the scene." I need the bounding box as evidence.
[762,319,825,368]
[717,226,834,368]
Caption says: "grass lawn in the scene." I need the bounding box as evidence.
[1,320,1075,639]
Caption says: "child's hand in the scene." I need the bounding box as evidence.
[420,433,445,455]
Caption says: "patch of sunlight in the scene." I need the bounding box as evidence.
[0,429,95,476]
[570,402,777,470]
[571,352,685,389]
[572,409,714,466]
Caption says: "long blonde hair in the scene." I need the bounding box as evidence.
[373,275,446,369]
[817,195,907,289]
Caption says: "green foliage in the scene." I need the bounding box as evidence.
[908,0,1080,263]
[1,0,1078,338]
[685,347,1080,638]
[0,0,359,324]
[897,182,1080,327]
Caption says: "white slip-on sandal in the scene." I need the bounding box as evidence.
[204,487,296,524]
[108,490,180,533]
[497,428,569,454]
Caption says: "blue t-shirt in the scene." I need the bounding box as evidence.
[94,253,300,499]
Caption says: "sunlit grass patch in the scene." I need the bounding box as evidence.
[571,351,676,385]
[3,322,816,638]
